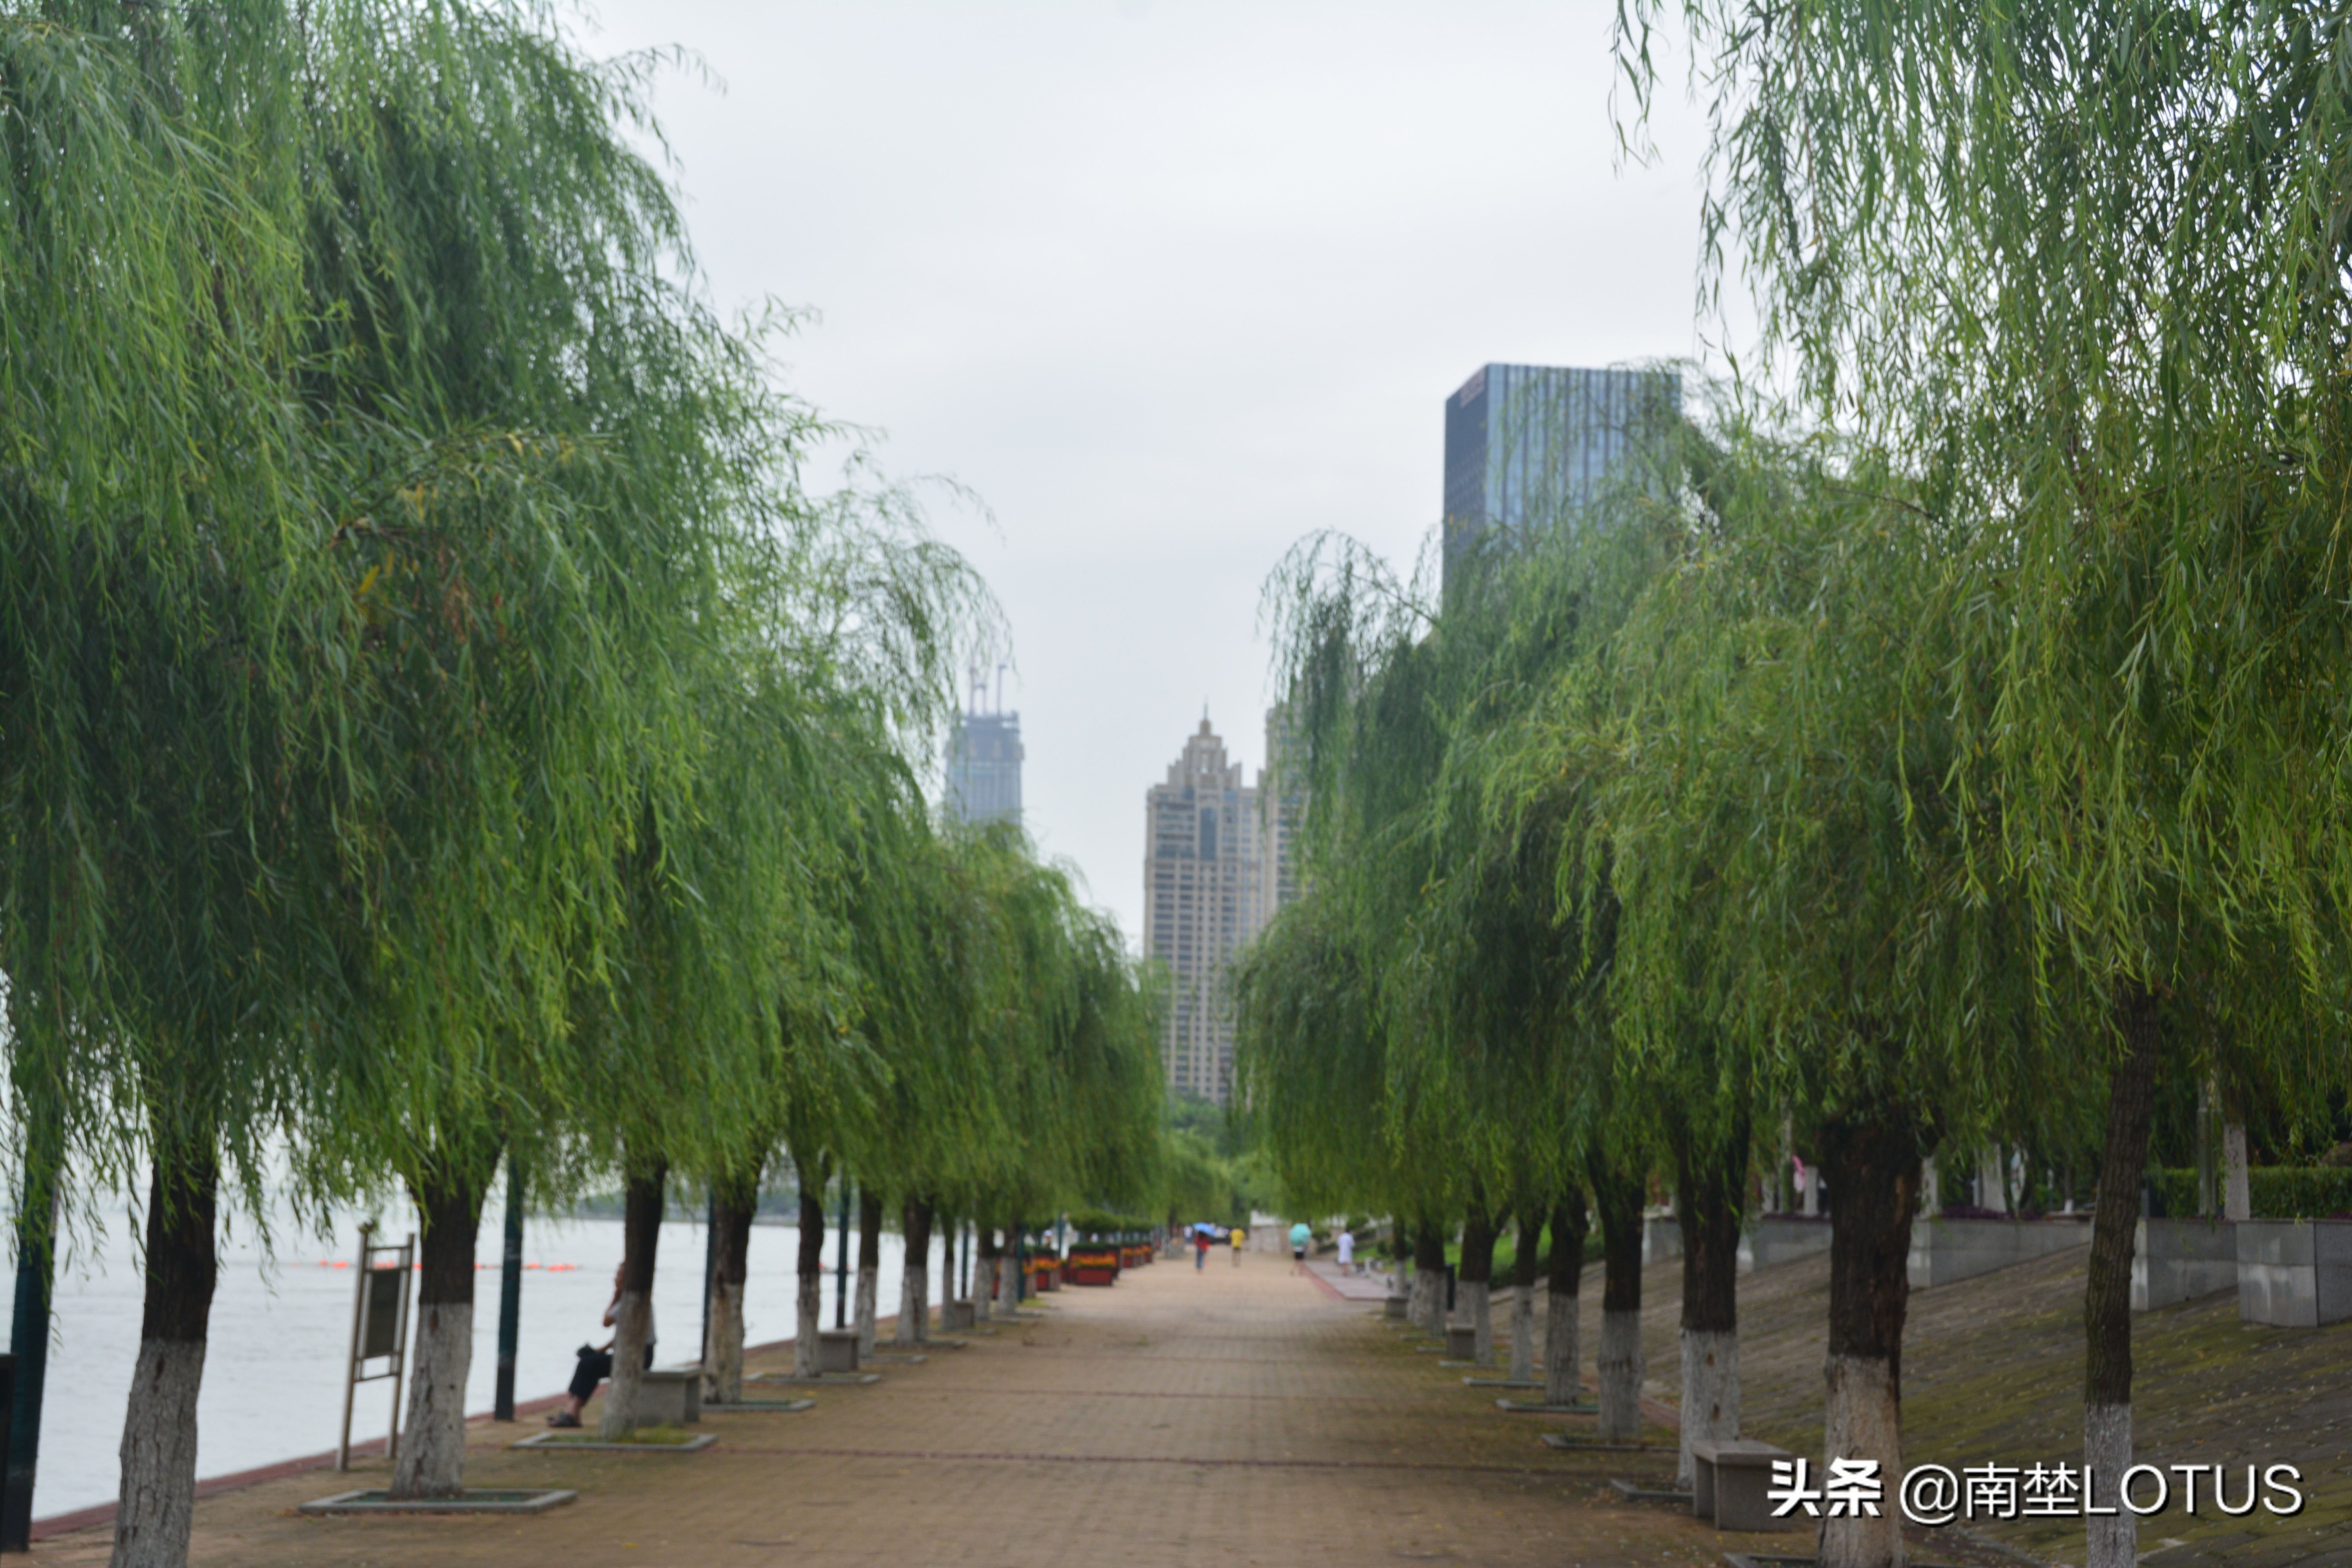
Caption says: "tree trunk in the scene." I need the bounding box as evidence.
[795,1181,826,1377]
[972,1223,999,1323]
[2085,985,2161,1568]
[855,1188,883,1357]
[392,1164,488,1499]
[1589,1155,1646,1443]
[897,1197,934,1344]
[1456,1210,1497,1365]
[703,1172,755,1405]
[1978,1145,2010,1212]
[1674,1115,1749,1488]
[1508,1210,1542,1383]
[1409,1222,1446,1334]
[111,1145,217,1568]
[997,1214,1024,1314]
[600,1161,666,1438]
[1545,1194,1588,1407]
[1818,1101,1924,1568]
[2222,1121,2250,1221]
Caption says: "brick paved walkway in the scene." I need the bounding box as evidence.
[26,1249,1818,1568]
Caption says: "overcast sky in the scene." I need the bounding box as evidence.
[574,1,1729,944]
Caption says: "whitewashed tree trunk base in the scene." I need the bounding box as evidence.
[111,1337,205,1568]
[2084,1401,2134,1568]
[793,1276,822,1378]
[1543,1291,1581,1406]
[1508,1287,1536,1382]
[970,1257,996,1322]
[1675,1327,1739,1488]
[897,1265,929,1344]
[393,1302,473,1497]
[1821,1352,1903,1568]
[1596,1308,1644,1442]
[1460,1280,1493,1364]
[2223,1125,2251,1222]
[855,1265,878,1359]
[1411,1269,1444,1334]
[704,1280,745,1403]
[599,1290,651,1439]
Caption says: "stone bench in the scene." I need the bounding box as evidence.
[2133,1216,2237,1311]
[817,1330,860,1374]
[1445,1324,1478,1359]
[1381,1294,1408,1319]
[939,1298,976,1330]
[635,1368,701,1426]
[2237,1219,2352,1327]
[1690,1438,1802,1532]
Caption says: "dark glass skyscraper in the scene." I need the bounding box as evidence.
[946,710,1023,826]
[1441,363,1680,585]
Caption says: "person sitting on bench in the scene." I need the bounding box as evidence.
[548,1265,656,1427]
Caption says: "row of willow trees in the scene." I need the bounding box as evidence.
[0,5,1162,1565]
[1239,6,2352,1568]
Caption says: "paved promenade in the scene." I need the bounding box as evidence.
[25,1249,1821,1568]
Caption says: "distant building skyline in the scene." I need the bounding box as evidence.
[1441,363,1681,587]
[1142,712,1298,1107]
[946,668,1024,826]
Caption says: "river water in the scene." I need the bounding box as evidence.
[0,1196,947,1520]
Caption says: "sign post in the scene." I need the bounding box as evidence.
[336,1224,415,1471]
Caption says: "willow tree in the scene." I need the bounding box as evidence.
[702,736,900,1389]
[0,9,392,1564]
[1251,535,1489,1338]
[693,495,996,1390]
[563,600,919,1437]
[1251,425,1686,1407]
[1419,499,1682,1415]
[274,0,833,1491]
[765,779,958,1375]
[950,828,1161,1318]
[1551,428,2045,1567]
[1387,557,1602,1378]
[1232,898,1398,1241]
[719,715,926,1387]
[1036,895,1166,1239]
[1625,8,2352,1562]
[873,828,1018,1349]
[825,726,1037,1359]
[1483,489,1753,1470]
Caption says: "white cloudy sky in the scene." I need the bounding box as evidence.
[573,1,1731,942]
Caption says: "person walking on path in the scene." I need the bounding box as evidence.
[1289,1220,1310,1274]
[1336,1226,1355,1274]
[1230,1225,1245,1267]
[1194,1226,1212,1270]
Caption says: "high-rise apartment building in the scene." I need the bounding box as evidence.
[1142,714,1297,1106]
[1255,705,1304,933]
[946,709,1023,826]
[1442,363,1681,586]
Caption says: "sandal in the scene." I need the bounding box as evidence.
[545,1410,581,1428]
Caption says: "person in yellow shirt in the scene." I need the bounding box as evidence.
[1230,1226,1245,1266]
